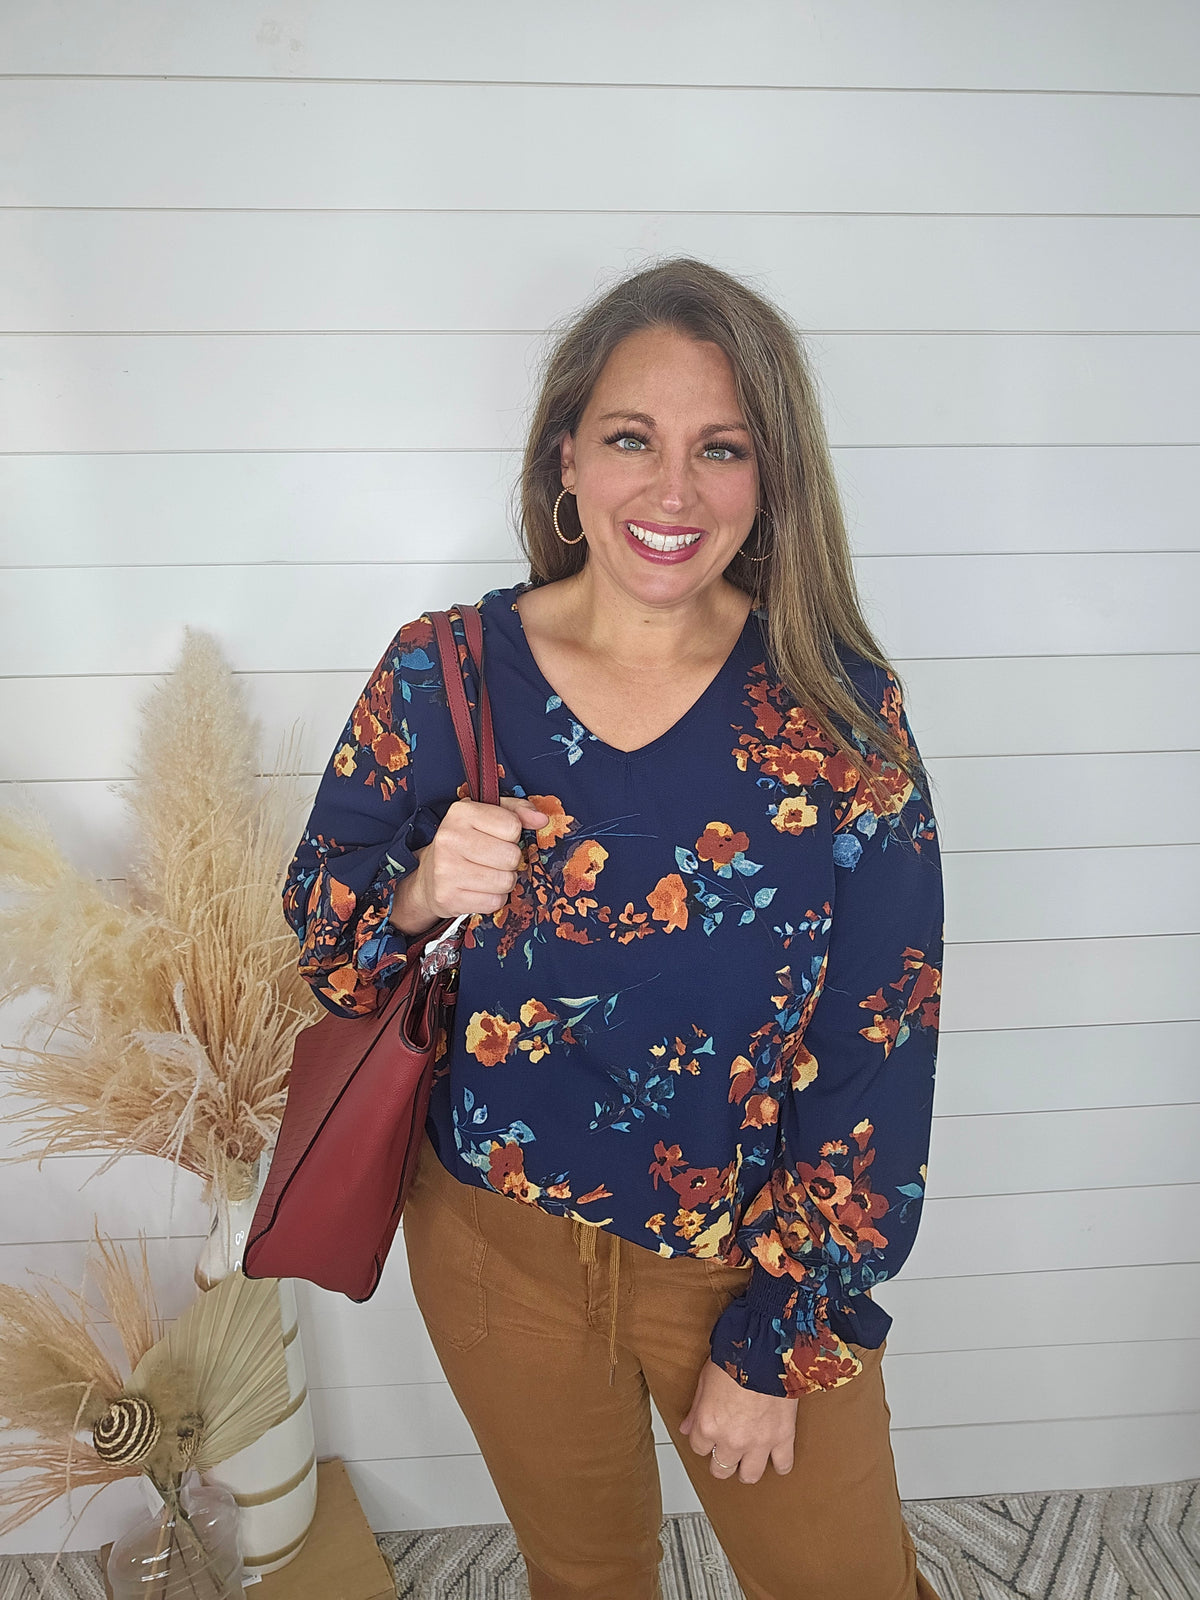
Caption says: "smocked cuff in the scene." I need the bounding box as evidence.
[708,1264,893,1398]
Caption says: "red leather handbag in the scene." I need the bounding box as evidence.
[244,604,498,1300]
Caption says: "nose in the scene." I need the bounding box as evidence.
[655,447,692,513]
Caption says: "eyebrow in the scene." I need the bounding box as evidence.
[596,410,752,435]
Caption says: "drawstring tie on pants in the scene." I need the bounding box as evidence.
[571,1217,621,1386]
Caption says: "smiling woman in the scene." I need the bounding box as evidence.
[283,257,945,1600]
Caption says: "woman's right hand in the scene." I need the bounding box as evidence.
[389,796,550,937]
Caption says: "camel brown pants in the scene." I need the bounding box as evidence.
[402,1126,942,1600]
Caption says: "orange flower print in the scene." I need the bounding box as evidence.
[371,730,410,772]
[772,793,817,836]
[465,1010,521,1067]
[647,873,689,932]
[327,876,355,923]
[780,1318,863,1397]
[351,699,383,748]
[696,821,749,867]
[742,1092,779,1129]
[519,998,556,1027]
[858,949,941,1057]
[562,839,608,896]
[527,794,574,847]
[488,1139,538,1202]
[728,1054,756,1104]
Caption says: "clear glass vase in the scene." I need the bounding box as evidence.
[107,1476,243,1599]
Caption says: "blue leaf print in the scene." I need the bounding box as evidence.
[731,853,763,876]
[675,846,699,873]
[856,811,878,839]
[546,694,562,712]
[739,908,756,925]
[398,647,434,670]
[753,885,776,908]
[832,833,863,870]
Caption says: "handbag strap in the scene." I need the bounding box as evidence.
[430,605,499,807]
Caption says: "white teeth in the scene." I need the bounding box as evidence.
[627,522,702,552]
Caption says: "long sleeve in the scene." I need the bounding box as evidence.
[709,666,944,1397]
[282,612,452,1018]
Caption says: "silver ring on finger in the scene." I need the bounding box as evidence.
[711,1447,737,1471]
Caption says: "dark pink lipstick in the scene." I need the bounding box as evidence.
[623,519,707,564]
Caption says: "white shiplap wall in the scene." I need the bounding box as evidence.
[1,0,1198,1551]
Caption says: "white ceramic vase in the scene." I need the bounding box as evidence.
[193,1160,318,1577]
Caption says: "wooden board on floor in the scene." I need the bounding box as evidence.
[100,1458,394,1600]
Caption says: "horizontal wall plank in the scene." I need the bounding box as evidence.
[1,556,1194,677]
[2,0,1198,92]
[873,1262,1200,1355]
[931,1019,1199,1118]
[4,1080,1191,1225]
[4,82,1200,213]
[930,757,1200,852]
[905,1183,1200,1281]
[5,653,1197,773]
[5,666,1197,851]
[5,213,1200,334]
[891,1412,1200,1502]
[3,447,1196,567]
[901,654,1200,757]
[926,1105,1200,1199]
[0,1152,209,1245]
[338,1409,1200,1527]
[3,334,1200,454]
[306,1340,1200,1467]
[295,1260,1200,1392]
[5,765,1199,944]
[2,803,1194,1021]
[941,936,1200,1032]
[944,845,1200,942]
[0,1234,207,1317]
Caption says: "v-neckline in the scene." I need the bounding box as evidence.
[499,580,758,761]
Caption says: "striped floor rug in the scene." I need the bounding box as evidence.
[2,1479,1196,1599]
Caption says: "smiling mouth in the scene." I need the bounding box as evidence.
[626,522,704,552]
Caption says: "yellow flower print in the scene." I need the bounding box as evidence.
[465,1010,521,1067]
[772,793,818,835]
[674,1207,704,1240]
[333,743,357,778]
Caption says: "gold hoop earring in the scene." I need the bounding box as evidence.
[553,489,586,546]
[741,508,772,563]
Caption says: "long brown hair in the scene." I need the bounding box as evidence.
[511,256,934,816]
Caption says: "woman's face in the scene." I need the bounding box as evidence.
[559,325,759,611]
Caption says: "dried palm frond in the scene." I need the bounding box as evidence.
[128,1270,289,1478]
[0,627,320,1203]
[0,1233,288,1535]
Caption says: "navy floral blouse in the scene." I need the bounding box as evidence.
[282,580,944,1399]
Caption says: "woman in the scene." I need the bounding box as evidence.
[284,258,945,1600]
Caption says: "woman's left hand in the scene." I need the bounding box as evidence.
[678,1359,799,1483]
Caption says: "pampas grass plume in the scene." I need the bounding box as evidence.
[0,627,320,1202]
